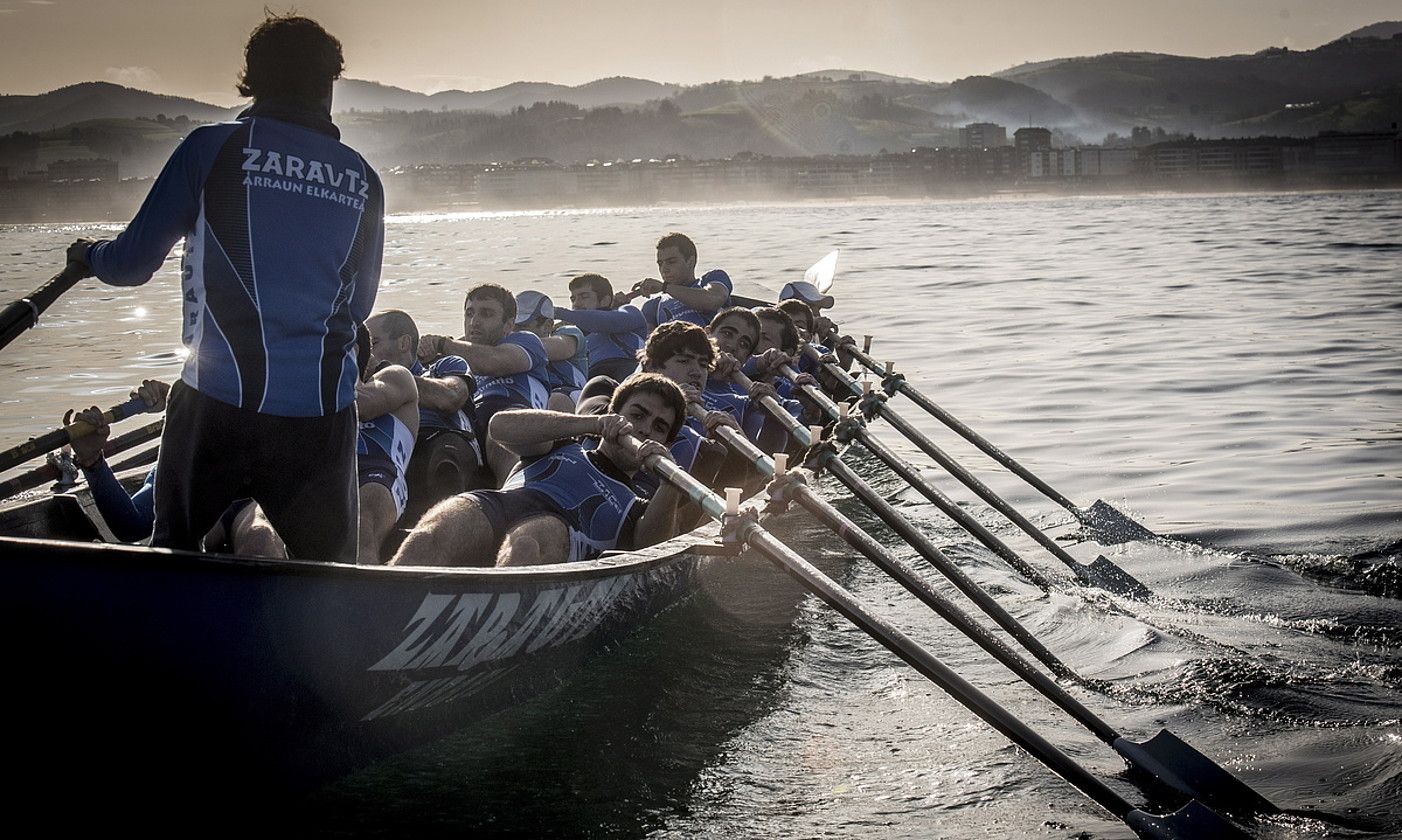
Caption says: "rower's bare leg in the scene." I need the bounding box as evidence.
[229,503,289,559]
[483,438,519,489]
[357,483,400,565]
[496,514,569,566]
[390,494,498,566]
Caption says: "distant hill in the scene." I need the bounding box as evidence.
[1335,21,1402,41]
[0,82,234,135]
[335,76,681,114]
[995,35,1402,136]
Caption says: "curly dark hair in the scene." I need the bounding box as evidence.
[610,372,687,442]
[237,14,345,102]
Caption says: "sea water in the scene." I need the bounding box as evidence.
[1,191,1398,837]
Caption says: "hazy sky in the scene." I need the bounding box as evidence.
[2,0,1398,104]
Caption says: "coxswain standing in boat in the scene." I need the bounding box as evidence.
[635,232,733,330]
[390,373,690,567]
[61,15,383,563]
[417,283,549,487]
[513,291,588,413]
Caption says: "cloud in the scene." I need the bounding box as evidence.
[105,65,163,90]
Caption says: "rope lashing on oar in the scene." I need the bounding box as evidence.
[795,352,1155,601]
[691,400,1082,684]
[0,395,153,474]
[844,336,1156,545]
[622,431,1251,840]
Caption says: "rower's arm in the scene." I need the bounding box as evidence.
[440,337,531,376]
[541,332,580,363]
[489,410,601,458]
[415,373,471,413]
[556,306,646,334]
[633,481,683,549]
[664,279,727,314]
[356,365,418,421]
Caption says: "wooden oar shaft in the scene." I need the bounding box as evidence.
[775,362,1058,590]
[843,343,1084,515]
[620,432,1141,823]
[0,262,89,353]
[0,395,149,474]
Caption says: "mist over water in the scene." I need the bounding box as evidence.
[2,190,1399,837]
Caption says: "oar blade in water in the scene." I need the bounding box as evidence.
[1124,800,1252,840]
[1115,730,1279,818]
[1082,555,1155,600]
[1082,499,1158,544]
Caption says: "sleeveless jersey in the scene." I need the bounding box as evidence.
[474,330,550,410]
[357,411,416,514]
[655,269,733,327]
[502,442,644,562]
[545,325,589,392]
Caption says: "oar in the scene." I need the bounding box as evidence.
[843,338,1156,544]
[0,418,164,501]
[622,432,1249,839]
[690,400,1078,683]
[0,262,89,352]
[0,395,152,474]
[798,352,1154,599]
[725,391,1282,820]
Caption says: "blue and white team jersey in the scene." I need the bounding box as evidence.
[632,419,705,499]
[474,331,550,410]
[411,356,472,432]
[357,412,416,515]
[554,305,646,374]
[87,103,384,417]
[797,342,831,376]
[655,269,733,327]
[546,325,589,393]
[501,442,645,562]
[703,380,801,450]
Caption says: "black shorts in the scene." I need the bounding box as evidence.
[468,487,561,547]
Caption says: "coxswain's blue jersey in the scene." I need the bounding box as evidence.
[545,325,589,392]
[87,102,384,417]
[655,269,732,327]
[555,305,646,371]
[474,331,549,410]
[411,356,472,431]
[502,442,645,562]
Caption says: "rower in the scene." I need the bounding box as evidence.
[514,290,588,413]
[418,283,550,487]
[554,273,647,383]
[704,308,803,453]
[389,373,691,568]
[365,309,484,518]
[63,379,169,542]
[635,232,732,329]
[354,338,420,563]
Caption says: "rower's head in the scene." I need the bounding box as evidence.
[754,307,799,356]
[568,273,614,311]
[513,290,555,338]
[655,232,698,285]
[463,283,516,345]
[776,299,815,341]
[707,307,761,363]
[365,310,419,369]
[641,322,715,391]
[609,373,686,445]
[237,14,344,108]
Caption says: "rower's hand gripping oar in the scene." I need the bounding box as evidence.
[0,418,164,501]
[621,431,1250,839]
[796,350,1154,601]
[0,261,89,353]
[695,400,1282,822]
[0,395,154,474]
[844,337,1156,545]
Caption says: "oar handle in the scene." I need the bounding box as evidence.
[0,417,164,502]
[728,369,812,447]
[0,395,153,474]
[0,262,89,353]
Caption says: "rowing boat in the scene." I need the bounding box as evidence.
[0,462,792,811]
